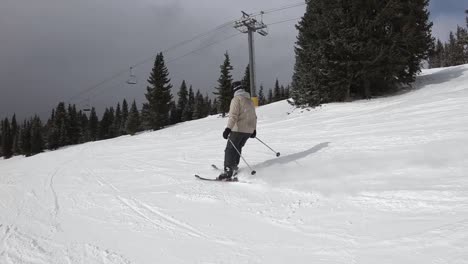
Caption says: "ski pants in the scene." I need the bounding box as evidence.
[224,131,251,170]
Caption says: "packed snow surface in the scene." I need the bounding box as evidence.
[1,65,468,263]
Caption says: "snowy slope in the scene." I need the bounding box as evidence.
[1,65,468,264]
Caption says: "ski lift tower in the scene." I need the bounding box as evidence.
[234,11,268,107]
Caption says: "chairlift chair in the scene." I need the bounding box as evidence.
[127,67,137,85]
[83,98,91,112]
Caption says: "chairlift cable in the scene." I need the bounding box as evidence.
[250,2,306,16]
[267,17,303,26]
[74,18,298,105]
[67,23,236,103]
[66,3,306,104]
[166,32,243,64]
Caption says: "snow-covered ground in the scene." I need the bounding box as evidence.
[1,65,468,264]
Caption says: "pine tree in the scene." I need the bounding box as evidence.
[461,9,468,61]
[46,109,59,150]
[121,99,129,135]
[213,52,233,117]
[203,94,211,117]
[211,98,219,115]
[126,100,140,135]
[292,0,433,106]
[242,64,251,94]
[30,116,44,155]
[14,125,22,154]
[465,9,468,27]
[455,26,468,65]
[144,52,173,130]
[285,85,291,99]
[108,107,115,138]
[114,103,122,137]
[463,19,468,62]
[169,101,178,125]
[258,85,266,106]
[443,42,450,67]
[98,109,107,140]
[182,86,195,121]
[177,80,189,122]
[446,31,458,66]
[267,89,273,104]
[67,104,80,144]
[98,108,114,140]
[394,0,434,83]
[21,120,32,156]
[11,114,19,155]
[140,103,151,130]
[192,89,204,120]
[1,118,13,159]
[79,111,89,142]
[291,1,322,107]
[54,102,69,147]
[273,79,281,102]
[429,39,445,68]
[280,85,286,100]
[88,107,99,141]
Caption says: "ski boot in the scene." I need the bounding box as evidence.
[217,167,238,182]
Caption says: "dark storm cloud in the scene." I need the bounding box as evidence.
[0,0,465,121]
[0,0,304,120]
[0,0,186,118]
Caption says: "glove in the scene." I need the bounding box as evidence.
[223,128,231,139]
[250,130,256,138]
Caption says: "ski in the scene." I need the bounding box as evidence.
[198,164,243,182]
[195,175,239,182]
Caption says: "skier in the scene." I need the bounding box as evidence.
[218,81,257,180]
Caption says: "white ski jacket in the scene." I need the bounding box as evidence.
[227,89,257,134]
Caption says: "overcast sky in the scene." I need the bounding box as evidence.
[0,0,466,120]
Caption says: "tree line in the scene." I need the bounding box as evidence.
[0,52,288,159]
[4,0,450,158]
[428,10,468,68]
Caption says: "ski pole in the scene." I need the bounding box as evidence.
[228,139,256,175]
[255,137,281,157]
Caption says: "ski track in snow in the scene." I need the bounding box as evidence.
[1,65,468,263]
[0,224,131,264]
[115,196,208,239]
[49,168,60,219]
[83,145,209,240]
